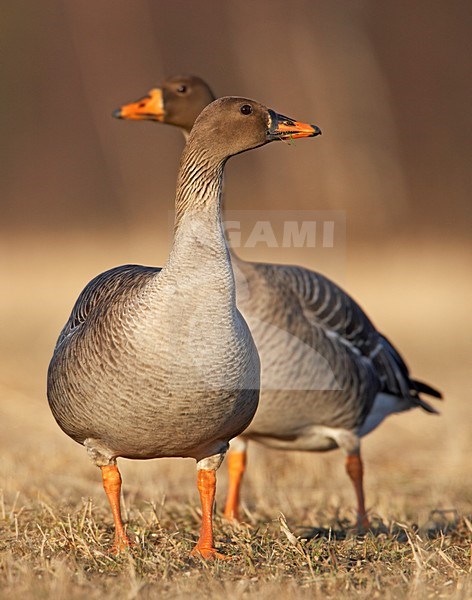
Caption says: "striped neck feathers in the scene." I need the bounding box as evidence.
[174,143,226,231]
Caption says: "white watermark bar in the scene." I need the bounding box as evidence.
[169,210,345,250]
[224,218,336,249]
[222,211,344,250]
[167,208,347,291]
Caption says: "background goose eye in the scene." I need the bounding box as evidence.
[240,104,252,115]
[177,85,187,94]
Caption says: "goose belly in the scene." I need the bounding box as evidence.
[47,309,260,461]
[243,387,362,444]
[49,356,259,460]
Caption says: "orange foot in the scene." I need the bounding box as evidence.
[190,545,230,561]
[109,533,135,555]
[223,511,242,524]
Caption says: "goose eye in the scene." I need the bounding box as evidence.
[177,85,187,94]
[240,104,252,115]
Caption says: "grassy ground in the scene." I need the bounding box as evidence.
[0,234,471,598]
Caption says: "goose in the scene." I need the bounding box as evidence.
[47,96,320,558]
[114,75,442,529]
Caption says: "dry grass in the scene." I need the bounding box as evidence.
[0,233,471,598]
[0,495,470,599]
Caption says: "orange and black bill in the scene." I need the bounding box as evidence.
[113,88,164,121]
[268,109,321,140]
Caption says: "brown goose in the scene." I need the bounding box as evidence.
[114,75,442,528]
[48,96,320,558]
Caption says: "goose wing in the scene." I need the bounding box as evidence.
[262,264,441,410]
[55,264,160,347]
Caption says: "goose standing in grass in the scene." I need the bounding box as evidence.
[115,75,442,528]
[47,97,320,558]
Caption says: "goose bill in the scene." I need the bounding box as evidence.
[113,88,164,121]
[268,110,321,140]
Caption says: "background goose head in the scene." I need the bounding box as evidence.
[114,75,215,137]
[176,96,321,163]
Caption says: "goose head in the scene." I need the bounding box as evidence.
[184,97,321,163]
[113,75,215,136]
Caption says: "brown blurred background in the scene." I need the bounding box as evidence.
[0,0,471,530]
[2,0,471,237]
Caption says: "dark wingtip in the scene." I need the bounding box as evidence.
[417,398,440,414]
[112,108,122,119]
[413,379,443,399]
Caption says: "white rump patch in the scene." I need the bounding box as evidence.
[358,393,411,438]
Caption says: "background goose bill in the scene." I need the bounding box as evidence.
[113,88,165,121]
[268,109,321,140]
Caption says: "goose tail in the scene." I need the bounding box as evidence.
[411,378,443,414]
[412,378,443,399]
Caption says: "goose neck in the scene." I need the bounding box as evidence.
[163,143,233,288]
[174,145,225,230]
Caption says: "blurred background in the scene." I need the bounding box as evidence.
[2,0,471,236]
[1,0,471,525]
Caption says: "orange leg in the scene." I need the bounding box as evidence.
[345,453,370,530]
[223,450,246,522]
[101,464,131,553]
[190,469,226,560]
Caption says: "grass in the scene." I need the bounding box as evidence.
[0,233,471,598]
[0,489,470,598]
